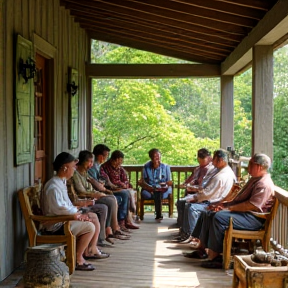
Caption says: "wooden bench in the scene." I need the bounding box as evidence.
[18,186,76,274]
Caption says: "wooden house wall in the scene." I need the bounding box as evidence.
[0,0,90,280]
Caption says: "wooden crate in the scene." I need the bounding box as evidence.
[233,255,288,288]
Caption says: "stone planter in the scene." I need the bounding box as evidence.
[23,244,70,288]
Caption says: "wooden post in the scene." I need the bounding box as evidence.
[252,45,273,159]
[220,75,234,150]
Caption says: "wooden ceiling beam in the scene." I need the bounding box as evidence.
[215,0,274,10]
[63,0,249,35]
[86,28,225,60]
[77,17,233,54]
[125,0,257,27]
[88,31,222,64]
[86,63,221,78]
[170,0,267,19]
[222,0,288,74]
[68,4,243,44]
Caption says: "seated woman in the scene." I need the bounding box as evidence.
[100,150,139,230]
[41,152,103,271]
[72,150,130,241]
[138,148,172,221]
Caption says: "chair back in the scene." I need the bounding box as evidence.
[18,186,42,246]
[263,197,279,242]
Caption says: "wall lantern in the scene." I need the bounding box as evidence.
[67,81,78,96]
[19,57,36,84]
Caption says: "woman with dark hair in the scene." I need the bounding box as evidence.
[100,150,139,230]
[41,152,101,271]
[72,150,130,241]
[139,148,173,221]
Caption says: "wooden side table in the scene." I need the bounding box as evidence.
[233,255,288,288]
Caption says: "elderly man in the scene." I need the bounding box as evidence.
[190,153,275,268]
[175,149,236,242]
[172,148,214,230]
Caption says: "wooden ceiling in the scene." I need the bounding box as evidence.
[61,0,279,64]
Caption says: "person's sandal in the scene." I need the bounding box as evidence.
[105,237,114,245]
[84,252,110,260]
[75,263,95,271]
[114,230,130,237]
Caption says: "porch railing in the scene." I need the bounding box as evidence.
[124,165,288,248]
[123,165,197,201]
[272,186,288,248]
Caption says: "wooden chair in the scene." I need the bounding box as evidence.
[137,185,174,220]
[18,186,76,274]
[223,198,279,270]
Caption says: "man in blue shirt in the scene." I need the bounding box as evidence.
[139,148,172,221]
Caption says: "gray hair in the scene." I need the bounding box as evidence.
[213,149,228,163]
[253,153,271,170]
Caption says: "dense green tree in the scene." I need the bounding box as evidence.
[91,40,288,191]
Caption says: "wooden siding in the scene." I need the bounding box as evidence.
[0,0,89,280]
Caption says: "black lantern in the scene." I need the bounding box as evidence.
[67,81,78,96]
[19,57,36,84]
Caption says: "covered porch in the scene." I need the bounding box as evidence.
[3,214,233,288]
[1,0,288,284]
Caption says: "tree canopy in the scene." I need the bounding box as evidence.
[91,40,288,189]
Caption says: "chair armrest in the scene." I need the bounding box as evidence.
[30,215,76,223]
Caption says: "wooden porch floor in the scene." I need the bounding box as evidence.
[1,214,233,288]
[70,214,233,288]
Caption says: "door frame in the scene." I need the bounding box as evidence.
[32,34,57,183]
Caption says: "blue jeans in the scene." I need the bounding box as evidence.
[113,190,130,221]
[182,202,209,234]
[193,210,266,253]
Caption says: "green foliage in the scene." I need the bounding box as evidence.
[272,46,288,189]
[91,40,288,191]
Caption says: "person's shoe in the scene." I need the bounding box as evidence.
[179,235,193,244]
[120,225,131,233]
[155,215,163,221]
[126,222,140,229]
[183,250,208,259]
[201,256,223,269]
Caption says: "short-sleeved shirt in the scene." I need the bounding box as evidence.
[143,161,171,188]
[42,176,77,232]
[232,173,274,213]
[184,161,214,186]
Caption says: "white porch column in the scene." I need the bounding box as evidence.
[220,76,234,150]
[252,45,273,159]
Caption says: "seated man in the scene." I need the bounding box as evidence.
[174,148,214,229]
[41,152,102,271]
[190,153,275,268]
[138,148,173,221]
[100,149,139,229]
[175,149,236,242]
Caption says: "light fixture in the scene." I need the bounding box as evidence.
[67,81,78,96]
[19,57,36,84]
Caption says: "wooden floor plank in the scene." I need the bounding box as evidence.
[70,214,233,288]
[1,213,233,287]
